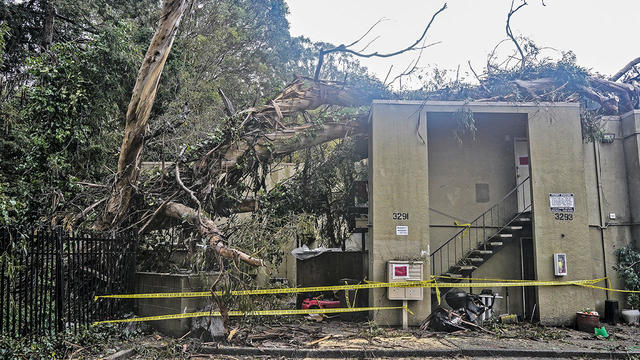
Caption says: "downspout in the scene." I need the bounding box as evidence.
[593,141,610,300]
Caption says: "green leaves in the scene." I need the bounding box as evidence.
[615,247,640,308]
[1,18,145,225]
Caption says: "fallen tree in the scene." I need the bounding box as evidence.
[88,0,435,267]
[84,0,640,271]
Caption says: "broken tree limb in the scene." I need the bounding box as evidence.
[162,201,264,267]
[97,0,188,230]
[220,118,367,169]
[588,77,636,112]
[610,56,640,82]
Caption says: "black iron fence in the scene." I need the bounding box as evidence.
[0,229,136,339]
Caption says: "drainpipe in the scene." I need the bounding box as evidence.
[593,141,610,300]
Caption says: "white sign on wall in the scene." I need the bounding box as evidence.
[396,226,409,236]
[549,193,575,212]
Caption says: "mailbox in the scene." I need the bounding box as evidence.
[387,261,423,300]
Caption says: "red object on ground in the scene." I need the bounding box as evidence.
[301,298,341,310]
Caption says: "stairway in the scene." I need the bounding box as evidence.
[430,177,532,294]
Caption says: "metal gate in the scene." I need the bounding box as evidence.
[0,229,136,339]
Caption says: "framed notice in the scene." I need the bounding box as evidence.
[392,264,410,279]
[549,193,574,212]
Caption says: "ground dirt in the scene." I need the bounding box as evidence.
[94,318,640,359]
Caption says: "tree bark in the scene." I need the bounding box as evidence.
[610,57,640,82]
[162,201,264,267]
[97,0,188,230]
[41,0,55,48]
[217,118,367,170]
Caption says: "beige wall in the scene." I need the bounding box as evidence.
[427,111,527,316]
[428,112,527,251]
[369,103,430,325]
[623,111,640,249]
[527,105,596,325]
[582,116,632,311]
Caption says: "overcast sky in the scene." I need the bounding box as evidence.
[286,1,639,87]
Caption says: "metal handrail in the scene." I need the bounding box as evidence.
[430,176,531,276]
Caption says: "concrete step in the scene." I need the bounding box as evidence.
[444,272,464,278]
[493,233,513,239]
[516,216,531,223]
[472,249,493,255]
[504,225,523,231]
[453,265,477,271]
[467,257,484,263]
[489,241,504,247]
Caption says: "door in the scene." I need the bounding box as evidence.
[514,138,531,212]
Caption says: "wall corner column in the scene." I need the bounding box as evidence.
[622,110,640,249]
[368,103,430,326]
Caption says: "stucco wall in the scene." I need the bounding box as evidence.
[622,111,640,249]
[427,112,527,251]
[426,112,528,316]
[527,105,596,325]
[582,116,633,311]
[369,103,430,326]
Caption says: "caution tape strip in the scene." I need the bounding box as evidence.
[94,279,436,300]
[434,274,601,283]
[579,283,640,293]
[93,306,412,325]
[94,277,607,301]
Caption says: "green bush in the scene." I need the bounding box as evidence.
[614,247,640,309]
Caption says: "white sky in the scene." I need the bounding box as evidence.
[286,0,640,88]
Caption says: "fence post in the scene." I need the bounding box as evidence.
[55,233,64,333]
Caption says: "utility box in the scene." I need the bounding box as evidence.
[554,253,567,276]
[387,261,423,300]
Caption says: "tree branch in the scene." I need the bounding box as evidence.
[506,0,527,70]
[314,3,447,80]
[162,201,264,267]
[610,57,640,82]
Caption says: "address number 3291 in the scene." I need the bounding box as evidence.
[393,212,409,220]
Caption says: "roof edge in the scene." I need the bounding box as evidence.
[371,100,580,108]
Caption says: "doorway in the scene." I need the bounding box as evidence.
[514,138,531,212]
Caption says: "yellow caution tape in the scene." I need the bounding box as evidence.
[435,275,609,284]
[579,283,640,293]
[454,221,471,237]
[95,277,607,301]
[94,279,436,301]
[93,306,411,325]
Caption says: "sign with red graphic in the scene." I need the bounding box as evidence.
[519,156,529,165]
[393,264,409,279]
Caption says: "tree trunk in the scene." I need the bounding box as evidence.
[97,0,188,230]
[41,0,55,48]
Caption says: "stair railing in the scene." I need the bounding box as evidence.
[430,177,531,277]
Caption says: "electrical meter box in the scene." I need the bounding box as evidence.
[387,261,423,300]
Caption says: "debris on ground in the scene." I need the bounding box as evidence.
[420,288,494,333]
[91,318,640,359]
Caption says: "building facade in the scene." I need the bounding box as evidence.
[368,101,640,326]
